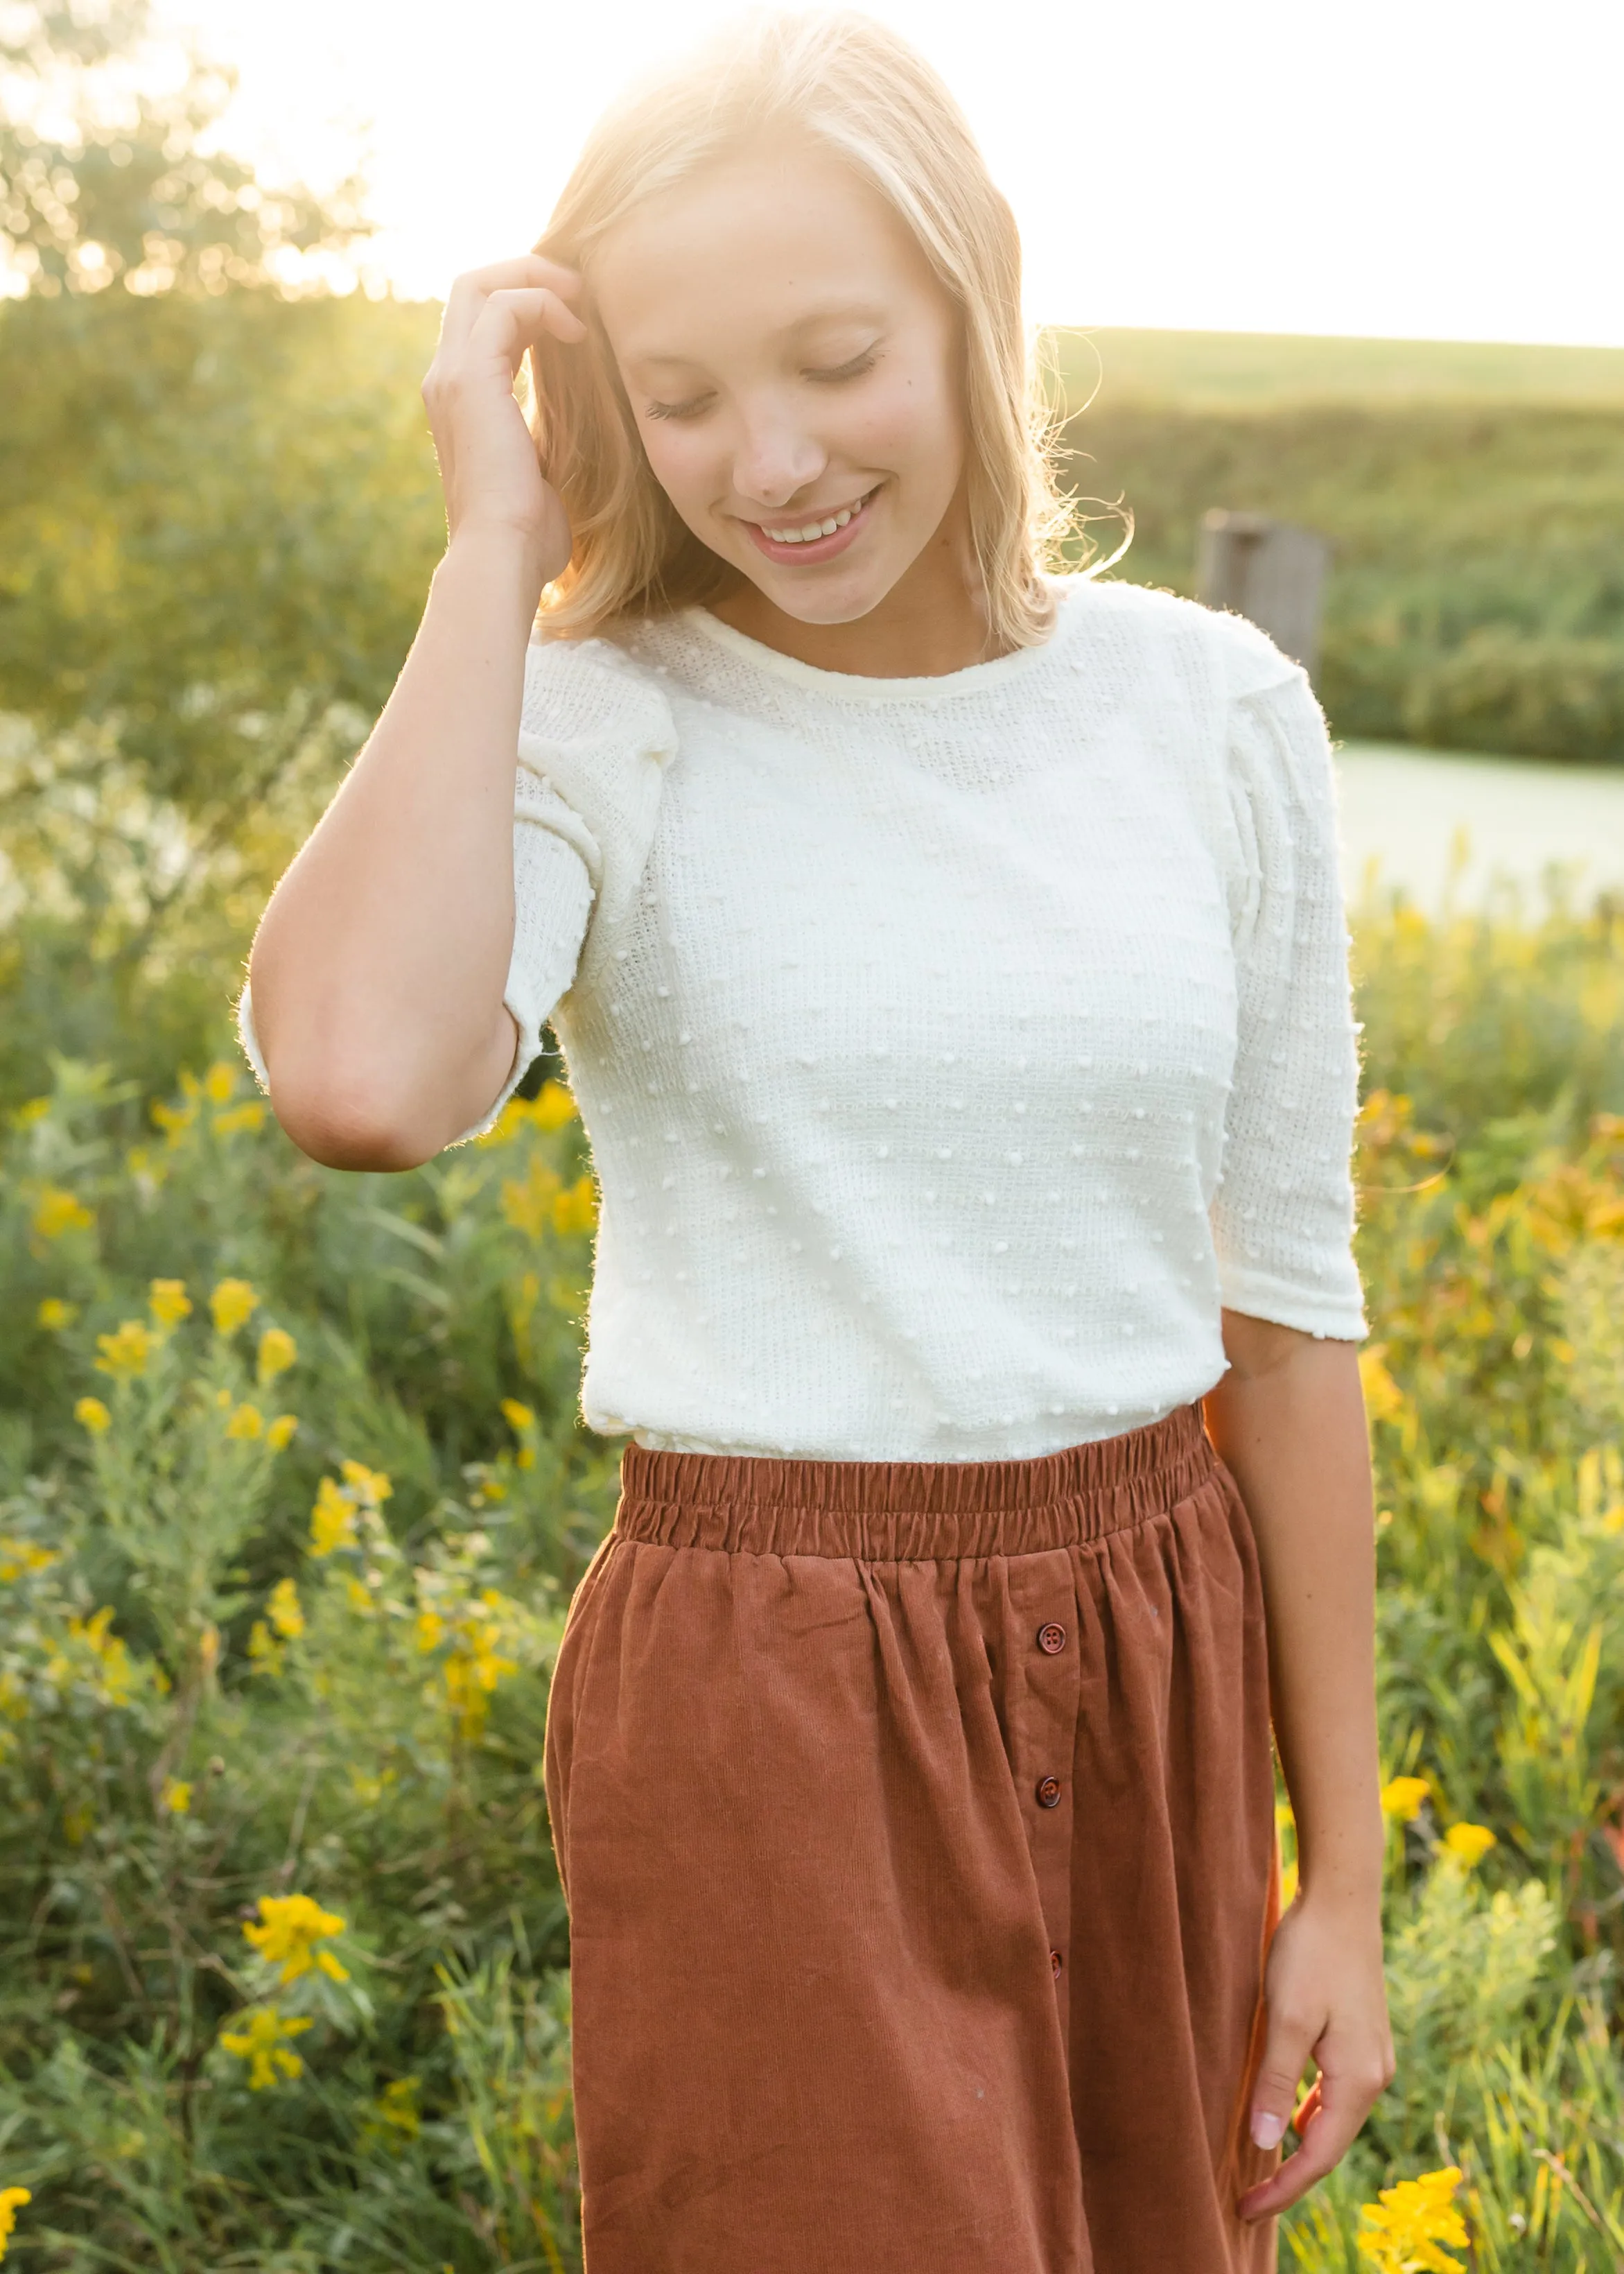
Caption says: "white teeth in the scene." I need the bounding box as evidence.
[764,495,866,544]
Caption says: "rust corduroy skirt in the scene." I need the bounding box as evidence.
[543,1402,1283,2273]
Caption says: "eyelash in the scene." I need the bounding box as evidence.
[645,347,880,422]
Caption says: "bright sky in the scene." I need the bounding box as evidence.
[159,0,1624,343]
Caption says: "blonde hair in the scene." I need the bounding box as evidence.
[528,9,1081,648]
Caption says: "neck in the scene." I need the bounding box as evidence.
[708,496,1006,679]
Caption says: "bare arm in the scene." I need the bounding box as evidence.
[247,257,586,1171]
[1203,1312,1395,2221]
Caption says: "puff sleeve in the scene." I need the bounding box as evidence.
[235,633,676,1147]
[1210,638,1368,1339]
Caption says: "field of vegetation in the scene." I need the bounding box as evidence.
[1051,325,1624,766]
[7,3,1624,2266]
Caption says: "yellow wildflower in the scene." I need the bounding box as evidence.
[210,1279,259,1336]
[1442,1821,1496,1868]
[94,1319,153,1380]
[1359,1346,1406,1425]
[63,1799,94,1846]
[0,1538,57,1582]
[66,1607,135,1705]
[340,1459,392,1504]
[552,1172,597,1237]
[242,1892,349,1984]
[501,1158,563,1238]
[13,1095,49,1124]
[309,1476,356,1558]
[219,2006,313,2090]
[346,1576,375,1615]
[31,1185,94,1240]
[213,1102,266,1136]
[159,1778,192,1815]
[439,1593,520,1741]
[267,1578,304,1638]
[247,1620,283,1676]
[267,1412,298,1450]
[0,2185,32,2256]
[203,1061,236,1104]
[534,1077,577,1129]
[363,2076,422,2146]
[500,1398,536,1432]
[1381,1776,1431,1822]
[148,1278,193,1329]
[256,1326,297,1385]
[150,1097,196,1140]
[415,1608,445,1653]
[225,1403,264,1441]
[36,1296,76,1331]
[198,1623,220,1677]
[75,1396,112,1434]
[1356,2165,1468,2273]
[475,1097,527,1147]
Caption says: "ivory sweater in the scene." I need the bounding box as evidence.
[239,574,1368,1462]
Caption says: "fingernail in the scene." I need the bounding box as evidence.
[1251,2110,1286,2150]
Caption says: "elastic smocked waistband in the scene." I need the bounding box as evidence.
[612,1403,1223,1561]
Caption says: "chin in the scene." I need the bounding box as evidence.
[741,558,905,628]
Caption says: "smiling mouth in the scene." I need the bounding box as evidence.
[741,485,882,564]
[760,487,878,544]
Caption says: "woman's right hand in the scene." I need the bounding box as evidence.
[421,254,587,583]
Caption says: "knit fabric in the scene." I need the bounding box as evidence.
[238,573,1368,1461]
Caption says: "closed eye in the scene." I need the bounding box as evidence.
[807,347,880,384]
[645,391,716,422]
[645,345,881,419]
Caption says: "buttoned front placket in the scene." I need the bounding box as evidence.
[992,1548,1083,2051]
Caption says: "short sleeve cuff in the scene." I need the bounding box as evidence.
[1215,1260,1368,1342]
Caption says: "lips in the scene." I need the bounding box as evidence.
[740,485,880,566]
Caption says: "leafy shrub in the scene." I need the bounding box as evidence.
[0,1057,608,2270]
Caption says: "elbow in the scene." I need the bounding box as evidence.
[263,1052,446,1173]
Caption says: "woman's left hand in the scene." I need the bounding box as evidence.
[1236,1889,1395,2222]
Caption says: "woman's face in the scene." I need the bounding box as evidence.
[590,144,968,629]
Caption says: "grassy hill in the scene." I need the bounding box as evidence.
[1047,329,1624,763]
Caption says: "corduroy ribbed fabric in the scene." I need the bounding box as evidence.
[545,1404,1282,2274]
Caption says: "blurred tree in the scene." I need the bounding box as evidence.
[0,0,365,295]
[0,289,442,815]
[0,0,442,853]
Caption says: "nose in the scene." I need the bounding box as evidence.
[732,404,826,512]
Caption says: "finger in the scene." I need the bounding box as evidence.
[1238,2063,1384,2221]
[446,293,586,400]
[1246,2001,1319,2159]
[471,283,586,345]
[438,257,583,356]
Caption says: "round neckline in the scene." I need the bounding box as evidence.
[677,575,1079,704]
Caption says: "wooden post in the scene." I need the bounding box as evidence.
[1196,510,1331,677]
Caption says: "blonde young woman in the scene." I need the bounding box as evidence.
[242,12,1394,2269]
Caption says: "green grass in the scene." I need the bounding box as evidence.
[1047,327,1624,412]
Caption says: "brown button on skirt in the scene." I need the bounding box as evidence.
[544,1403,1283,2273]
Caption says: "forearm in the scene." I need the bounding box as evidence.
[249,526,545,1167]
[1203,1318,1383,1913]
